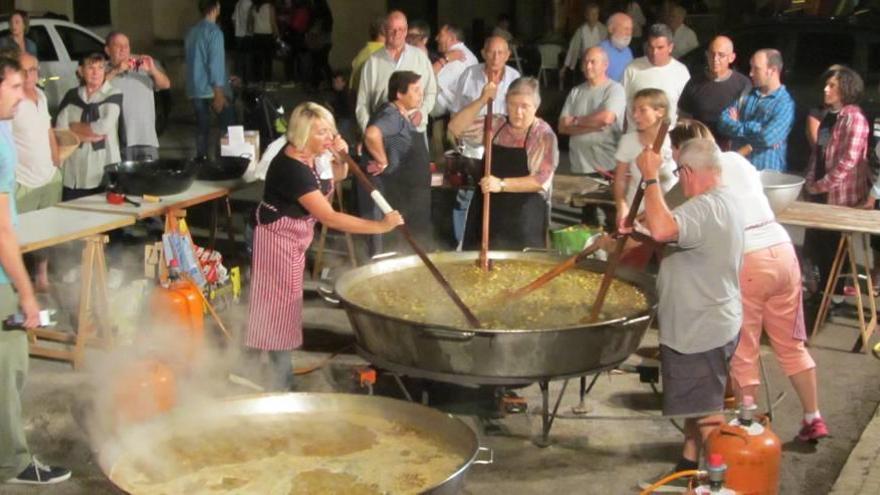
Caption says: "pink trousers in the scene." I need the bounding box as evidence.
[730,243,816,388]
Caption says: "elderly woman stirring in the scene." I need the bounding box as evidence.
[247,102,403,390]
[448,77,558,250]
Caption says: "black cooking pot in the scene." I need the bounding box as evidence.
[195,155,251,181]
[105,158,198,196]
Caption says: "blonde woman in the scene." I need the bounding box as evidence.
[246,102,402,390]
[613,87,677,232]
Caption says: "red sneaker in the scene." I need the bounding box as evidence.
[798,417,829,442]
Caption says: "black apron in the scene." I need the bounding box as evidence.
[357,129,432,254]
[462,122,548,250]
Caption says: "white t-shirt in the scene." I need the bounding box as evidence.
[252,3,273,35]
[672,25,699,59]
[232,0,252,38]
[12,89,54,188]
[614,131,678,210]
[432,41,478,116]
[563,22,608,69]
[622,56,690,129]
[627,3,646,38]
[719,151,790,253]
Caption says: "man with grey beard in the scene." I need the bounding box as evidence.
[598,12,634,82]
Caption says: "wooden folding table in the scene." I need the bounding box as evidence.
[56,180,248,248]
[776,201,880,353]
[16,207,135,368]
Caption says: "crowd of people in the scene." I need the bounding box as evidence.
[0,0,873,488]
[230,0,333,87]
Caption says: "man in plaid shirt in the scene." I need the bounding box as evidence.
[717,48,794,171]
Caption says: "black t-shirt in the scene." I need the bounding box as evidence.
[815,110,839,181]
[678,70,751,136]
[259,152,325,224]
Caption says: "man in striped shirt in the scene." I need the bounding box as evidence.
[717,49,795,171]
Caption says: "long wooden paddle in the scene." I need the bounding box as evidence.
[479,98,494,272]
[331,149,481,328]
[489,122,669,308]
[587,121,669,321]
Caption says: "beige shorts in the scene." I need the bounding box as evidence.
[15,170,62,214]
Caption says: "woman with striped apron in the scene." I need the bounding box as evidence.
[246,102,403,390]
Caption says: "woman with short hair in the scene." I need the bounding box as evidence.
[0,10,37,56]
[361,70,432,253]
[448,76,559,250]
[246,102,402,390]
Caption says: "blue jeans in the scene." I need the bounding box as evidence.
[192,98,236,158]
[453,188,474,248]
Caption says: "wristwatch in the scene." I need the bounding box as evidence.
[499,179,507,192]
[643,178,658,188]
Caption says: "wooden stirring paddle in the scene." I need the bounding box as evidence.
[479,98,494,272]
[587,121,669,321]
[331,149,482,328]
[488,122,670,309]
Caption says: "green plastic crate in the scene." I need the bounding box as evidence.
[551,224,597,256]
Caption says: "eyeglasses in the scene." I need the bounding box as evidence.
[707,51,731,60]
[673,164,690,177]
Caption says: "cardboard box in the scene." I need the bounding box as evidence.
[221,130,261,169]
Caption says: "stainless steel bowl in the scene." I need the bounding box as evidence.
[760,170,804,214]
[334,251,657,385]
[98,393,491,494]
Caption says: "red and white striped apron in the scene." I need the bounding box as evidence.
[245,169,331,351]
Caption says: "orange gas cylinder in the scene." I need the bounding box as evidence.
[149,260,204,359]
[706,396,782,495]
[113,359,177,424]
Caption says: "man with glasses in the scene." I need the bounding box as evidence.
[679,36,750,149]
[356,10,436,136]
[635,138,744,490]
[11,51,59,292]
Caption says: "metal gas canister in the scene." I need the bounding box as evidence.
[113,359,177,425]
[706,396,782,495]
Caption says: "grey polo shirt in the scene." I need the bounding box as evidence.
[110,70,159,149]
[657,185,744,354]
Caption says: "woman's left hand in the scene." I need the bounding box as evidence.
[480,175,503,193]
[331,135,349,155]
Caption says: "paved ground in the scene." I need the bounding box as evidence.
[5,288,880,494]
[5,84,880,494]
